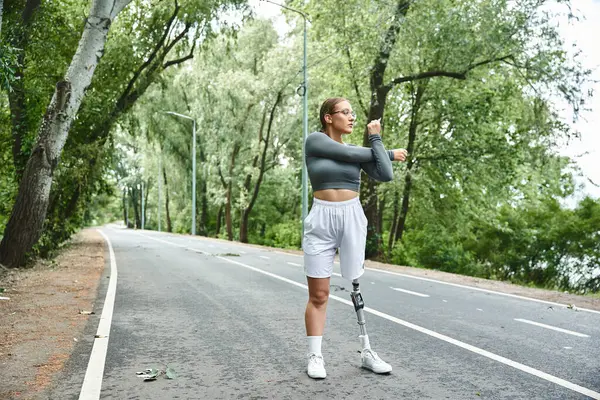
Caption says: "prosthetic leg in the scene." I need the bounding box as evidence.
[350,278,393,373]
[350,279,371,351]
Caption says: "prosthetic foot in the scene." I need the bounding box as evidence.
[350,279,392,374]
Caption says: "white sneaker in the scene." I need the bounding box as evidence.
[307,353,326,379]
[361,349,392,374]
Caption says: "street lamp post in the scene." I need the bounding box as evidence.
[163,111,197,236]
[158,157,161,232]
[141,182,145,230]
[259,0,309,239]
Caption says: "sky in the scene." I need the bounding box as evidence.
[248,0,600,201]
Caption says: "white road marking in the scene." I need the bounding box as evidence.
[260,256,270,260]
[137,231,600,315]
[273,250,303,258]
[332,272,342,277]
[390,287,430,297]
[477,308,483,311]
[514,319,590,338]
[141,234,600,399]
[78,230,118,400]
[443,300,448,303]
[564,347,573,349]
[287,262,302,267]
[239,251,247,254]
[366,267,600,315]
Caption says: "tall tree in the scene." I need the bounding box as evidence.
[0,0,133,268]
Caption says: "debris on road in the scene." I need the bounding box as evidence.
[136,366,177,382]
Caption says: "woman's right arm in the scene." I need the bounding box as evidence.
[305,132,389,163]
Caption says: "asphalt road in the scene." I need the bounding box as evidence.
[47,226,600,400]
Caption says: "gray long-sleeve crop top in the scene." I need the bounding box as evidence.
[305,131,394,192]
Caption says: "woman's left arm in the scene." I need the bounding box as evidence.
[360,135,394,181]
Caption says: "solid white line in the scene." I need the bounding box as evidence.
[366,267,600,315]
[332,272,342,277]
[514,319,590,338]
[139,233,188,249]
[287,262,302,267]
[79,230,118,400]
[273,250,303,258]
[141,234,600,399]
[218,258,600,399]
[260,256,270,260]
[390,287,430,297]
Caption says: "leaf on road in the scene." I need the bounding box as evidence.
[165,366,176,379]
[79,310,95,315]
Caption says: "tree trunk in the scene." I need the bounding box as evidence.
[215,205,223,237]
[129,187,141,229]
[240,109,267,244]
[225,142,241,241]
[240,92,281,243]
[387,189,400,259]
[143,178,150,227]
[0,0,131,268]
[360,87,390,258]
[360,1,412,259]
[225,180,233,241]
[394,84,425,243]
[122,189,128,226]
[199,180,208,236]
[163,167,172,233]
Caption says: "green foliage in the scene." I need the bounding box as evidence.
[263,221,302,249]
[0,44,19,92]
[1,0,597,293]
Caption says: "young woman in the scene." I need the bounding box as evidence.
[303,97,407,379]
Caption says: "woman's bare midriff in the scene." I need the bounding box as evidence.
[313,189,359,202]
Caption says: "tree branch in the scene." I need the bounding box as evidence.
[163,39,195,69]
[345,46,368,116]
[119,2,179,104]
[386,55,514,89]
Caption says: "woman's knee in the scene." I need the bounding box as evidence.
[309,287,329,308]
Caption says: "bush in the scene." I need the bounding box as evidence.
[263,221,301,249]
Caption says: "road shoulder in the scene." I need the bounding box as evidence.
[0,228,106,399]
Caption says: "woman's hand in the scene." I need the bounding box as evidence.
[392,149,408,162]
[367,118,382,135]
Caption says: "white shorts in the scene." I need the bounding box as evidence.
[302,197,368,281]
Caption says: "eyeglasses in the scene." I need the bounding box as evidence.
[329,109,357,119]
